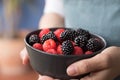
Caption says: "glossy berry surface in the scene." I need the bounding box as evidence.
[57,45,63,55]
[41,31,57,43]
[86,38,102,52]
[28,28,104,56]
[54,28,65,41]
[43,39,57,52]
[39,29,50,38]
[62,40,74,55]
[46,49,57,54]
[73,46,83,55]
[29,34,40,45]
[74,35,88,48]
[33,43,42,50]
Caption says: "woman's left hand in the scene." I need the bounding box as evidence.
[67,46,120,80]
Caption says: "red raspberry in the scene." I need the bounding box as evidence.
[46,49,57,54]
[73,46,83,55]
[39,29,50,38]
[33,43,43,50]
[71,41,76,46]
[54,29,65,41]
[43,39,57,52]
[85,51,93,55]
[57,45,63,55]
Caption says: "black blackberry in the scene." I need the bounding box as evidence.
[77,28,91,39]
[62,40,74,55]
[41,34,49,44]
[69,29,78,41]
[29,34,40,45]
[41,31,57,43]
[47,31,57,40]
[60,29,78,41]
[86,38,102,52]
[60,30,71,41]
[74,35,88,48]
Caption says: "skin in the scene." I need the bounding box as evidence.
[39,13,64,29]
[20,13,120,80]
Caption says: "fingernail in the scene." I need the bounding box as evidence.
[22,56,26,65]
[23,56,29,65]
[67,65,77,76]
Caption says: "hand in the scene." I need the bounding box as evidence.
[20,48,54,80]
[67,46,120,80]
[20,46,120,80]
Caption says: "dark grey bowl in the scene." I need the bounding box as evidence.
[24,28,106,80]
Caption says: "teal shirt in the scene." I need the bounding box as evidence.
[64,0,120,46]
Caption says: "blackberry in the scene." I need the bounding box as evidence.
[41,34,49,44]
[69,29,78,41]
[60,29,78,41]
[60,30,71,41]
[77,28,91,39]
[29,34,40,45]
[47,31,57,40]
[62,40,74,55]
[86,38,102,52]
[41,31,57,43]
[74,35,88,48]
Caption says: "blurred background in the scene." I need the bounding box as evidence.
[0,0,44,38]
[0,0,44,80]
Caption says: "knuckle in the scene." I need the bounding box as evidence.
[80,60,90,73]
[103,53,112,67]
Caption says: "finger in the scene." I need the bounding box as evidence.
[20,47,29,65]
[80,69,116,80]
[67,53,109,76]
[38,76,54,80]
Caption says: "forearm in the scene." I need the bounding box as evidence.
[39,13,65,29]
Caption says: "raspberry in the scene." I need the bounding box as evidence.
[29,34,40,45]
[46,49,57,54]
[85,51,93,55]
[41,31,57,43]
[33,43,42,50]
[43,39,57,52]
[54,29,65,41]
[62,40,74,55]
[39,29,50,38]
[73,46,83,55]
[29,28,103,56]
[71,41,76,46]
[86,38,102,52]
[77,28,91,39]
[74,35,88,48]
[57,45,63,55]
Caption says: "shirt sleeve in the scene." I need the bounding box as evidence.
[44,0,64,17]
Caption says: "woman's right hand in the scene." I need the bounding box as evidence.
[20,48,54,80]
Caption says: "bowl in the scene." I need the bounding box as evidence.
[24,28,106,79]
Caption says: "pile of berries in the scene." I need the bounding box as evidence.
[28,28,103,55]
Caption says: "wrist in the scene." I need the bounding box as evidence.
[38,13,65,29]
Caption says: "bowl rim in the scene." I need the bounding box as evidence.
[24,29,107,58]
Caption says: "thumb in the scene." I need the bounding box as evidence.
[20,47,29,65]
[67,53,108,76]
